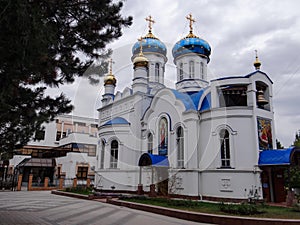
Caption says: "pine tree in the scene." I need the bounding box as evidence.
[293,131,300,147]
[0,0,132,154]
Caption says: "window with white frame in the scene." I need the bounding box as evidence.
[219,129,230,168]
[200,62,204,79]
[100,140,105,169]
[155,63,160,82]
[179,62,183,80]
[176,126,184,168]
[148,133,153,154]
[189,61,194,78]
[110,140,118,168]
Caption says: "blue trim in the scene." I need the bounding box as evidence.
[138,153,169,167]
[102,117,130,126]
[258,147,295,166]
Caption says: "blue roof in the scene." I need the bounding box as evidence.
[200,92,211,111]
[138,153,169,167]
[172,37,211,61]
[258,147,295,166]
[132,37,167,56]
[102,117,130,126]
[170,89,196,111]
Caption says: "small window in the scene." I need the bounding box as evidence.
[177,126,184,168]
[100,140,105,169]
[110,140,118,168]
[189,61,194,78]
[155,63,160,82]
[148,133,153,154]
[200,62,204,79]
[220,129,230,168]
[179,63,183,80]
[77,167,88,179]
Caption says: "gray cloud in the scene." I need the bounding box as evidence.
[55,0,300,147]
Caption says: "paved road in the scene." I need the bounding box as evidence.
[0,191,212,225]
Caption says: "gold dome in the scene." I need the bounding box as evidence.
[104,74,116,86]
[104,58,117,86]
[133,36,149,68]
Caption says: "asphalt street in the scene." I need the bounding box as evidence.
[0,191,212,225]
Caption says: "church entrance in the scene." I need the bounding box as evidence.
[138,153,169,196]
[157,167,168,196]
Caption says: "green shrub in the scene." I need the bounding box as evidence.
[292,203,300,212]
[219,202,265,215]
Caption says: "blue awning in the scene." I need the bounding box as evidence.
[138,153,169,167]
[258,147,295,166]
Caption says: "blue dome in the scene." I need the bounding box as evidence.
[172,37,211,62]
[132,37,167,56]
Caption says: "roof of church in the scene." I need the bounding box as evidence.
[132,37,167,56]
[102,117,130,126]
[170,89,211,112]
[172,37,211,62]
[170,89,196,111]
[211,70,273,84]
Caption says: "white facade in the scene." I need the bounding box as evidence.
[95,20,275,201]
[10,115,98,182]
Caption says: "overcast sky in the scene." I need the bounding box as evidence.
[54,0,300,147]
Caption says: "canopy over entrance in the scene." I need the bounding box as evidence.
[258,147,300,166]
[138,153,169,167]
[17,158,56,168]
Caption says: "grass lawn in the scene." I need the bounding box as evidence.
[64,186,93,195]
[121,197,300,219]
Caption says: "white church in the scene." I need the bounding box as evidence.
[95,15,275,201]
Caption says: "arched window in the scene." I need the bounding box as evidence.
[110,140,118,168]
[179,62,183,80]
[189,61,194,78]
[177,126,184,168]
[155,63,160,82]
[159,117,168,156]
[219,129,230,168]
[148,133,153,154]
[200,62,204,79]
[100,140,105,169]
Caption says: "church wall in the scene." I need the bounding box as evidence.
[201,171,262,200]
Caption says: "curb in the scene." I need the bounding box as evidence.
[107,198,300,225]
[51,190,94,200]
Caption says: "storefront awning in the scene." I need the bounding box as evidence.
[138,153,169,167]
[17,158,56,168]
[258,147,295,166]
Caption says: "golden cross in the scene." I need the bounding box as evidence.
[108,58,115,74]
[137,36,146,55]
[255,50,258,59]
[186,13,196,33]
[145,15,155,32]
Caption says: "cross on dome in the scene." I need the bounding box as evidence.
[185,13,198,38]
[186,14,195,33]
[145,15,155,32]
[144,15,157,39]
[108,58,115,75]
